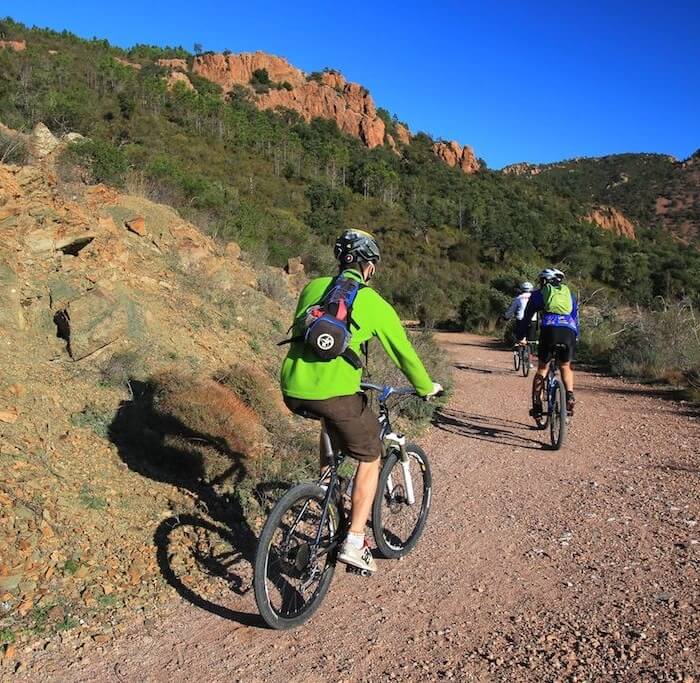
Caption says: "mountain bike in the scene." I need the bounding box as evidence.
[514,340,537,377]
[531,344,569,449]
[253,383,433,630]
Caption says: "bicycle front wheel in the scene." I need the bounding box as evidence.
[513,350,520,371]
[372,444,432,559]
[254,483,339,629]
[521,346,530,377]
[549,381,568,450]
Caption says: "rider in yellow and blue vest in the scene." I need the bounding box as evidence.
[517,268,578,417]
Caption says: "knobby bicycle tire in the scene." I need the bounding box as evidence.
[254,483,339,630]
[550,380,568,450]
[372,444,432,559]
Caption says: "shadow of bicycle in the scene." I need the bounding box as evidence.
[432,408,547,451]
[107,380,288,627]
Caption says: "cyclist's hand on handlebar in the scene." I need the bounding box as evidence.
[518,338,528,346]
[423,382,444,400]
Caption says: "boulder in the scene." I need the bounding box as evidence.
[30,123,60,158]
[286,257,304,275]
[24,226,95,254]
[225,241,241,260]
[59,286,129,360]
[125,215,147,236]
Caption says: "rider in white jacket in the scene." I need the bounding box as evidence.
[504,282,538,340]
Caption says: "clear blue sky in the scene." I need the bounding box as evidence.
[5,0,699,168]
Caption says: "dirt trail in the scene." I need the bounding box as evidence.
[14,333,700,681]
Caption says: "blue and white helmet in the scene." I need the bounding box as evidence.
[538,268,565,285]
[519,281,534,293]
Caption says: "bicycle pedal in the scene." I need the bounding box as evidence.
[345,566,372,577]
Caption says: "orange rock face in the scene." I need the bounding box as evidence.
[193,51,306,90]
[395,123,411,146]
[585,206,636,239]
[257,81,385,148]
[192,52,385,148]
[433,141,481,174]
[0,40,26,52]
[157,58,188,71]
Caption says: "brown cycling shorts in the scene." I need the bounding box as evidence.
[284,393,382,462]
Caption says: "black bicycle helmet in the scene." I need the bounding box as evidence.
[334,229,381,266]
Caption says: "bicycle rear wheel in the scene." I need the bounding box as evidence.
[254,483,339,629]
[372,444,432,559]
[549,380,568,450]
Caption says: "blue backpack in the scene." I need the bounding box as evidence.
[281,275,365,368]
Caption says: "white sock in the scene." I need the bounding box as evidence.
[346,531,364,549]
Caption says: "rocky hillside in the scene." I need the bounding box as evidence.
[504,152,700,246]
[0,128,316,662]
[158,49,479,171]
[1,17,699,326]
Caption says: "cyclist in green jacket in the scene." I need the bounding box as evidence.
[281,229,442,574]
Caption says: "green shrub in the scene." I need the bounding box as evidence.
[61,139,129,186]
[0,132,28,164]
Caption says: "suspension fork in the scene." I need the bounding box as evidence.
[385,432,416,505]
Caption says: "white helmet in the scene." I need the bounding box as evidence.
[538,268,565,285]
[519,281,534,293]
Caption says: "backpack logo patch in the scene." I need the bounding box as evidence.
[317,333,335,351]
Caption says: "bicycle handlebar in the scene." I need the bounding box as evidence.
[359,382,443,403]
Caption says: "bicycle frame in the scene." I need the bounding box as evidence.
[303,385,418,565]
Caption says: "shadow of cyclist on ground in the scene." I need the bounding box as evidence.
[108,378,265,626]
[432,408,547,450]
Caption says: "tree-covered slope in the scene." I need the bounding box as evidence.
[1,17,699,326]
[507,152,700,246]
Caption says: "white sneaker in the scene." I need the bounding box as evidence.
[338,539,377,573]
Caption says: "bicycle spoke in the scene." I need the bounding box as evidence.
[262,495,334,619]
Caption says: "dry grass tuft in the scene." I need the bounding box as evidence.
[151,371,267,459]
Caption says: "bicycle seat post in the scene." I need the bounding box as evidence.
[320,421,334,463]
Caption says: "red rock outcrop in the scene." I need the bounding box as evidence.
[585,206,636,239]
[433,141,481,174]
[257,81,385,148]
[502,162,542,176]
[395,123,411,146]
[192,52,385,148]
[0,40,26,52]
[157,58,188,71]
[193,51,306,90]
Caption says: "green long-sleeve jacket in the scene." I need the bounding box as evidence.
[280,269,434,400]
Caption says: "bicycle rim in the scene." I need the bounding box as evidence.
[372,446,431,558]
[255,485,338,628]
